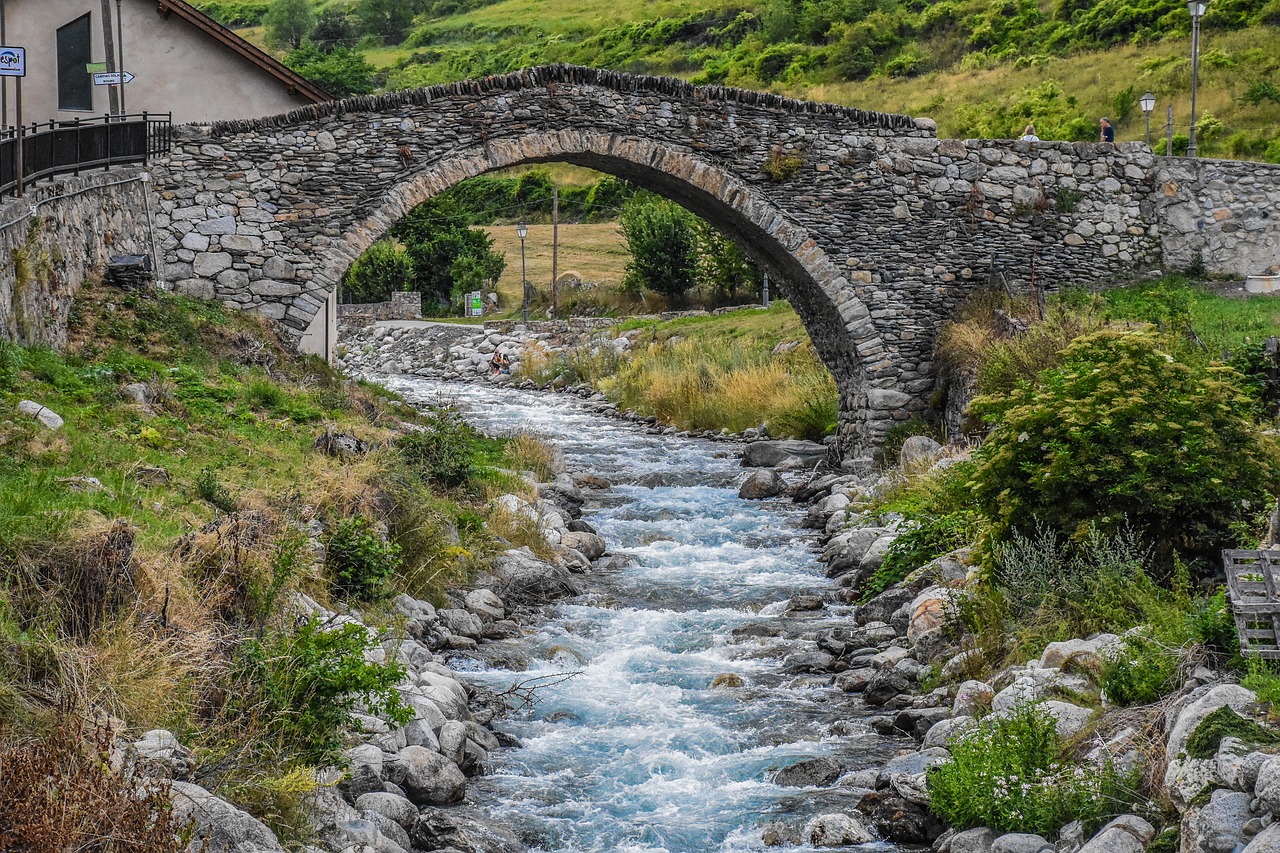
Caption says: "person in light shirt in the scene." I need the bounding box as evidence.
[1020,124,1040,142]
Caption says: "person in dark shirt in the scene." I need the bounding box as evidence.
[1100,117,1114,143]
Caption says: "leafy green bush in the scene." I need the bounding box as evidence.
[325,517,402,602]
[928,705,1138,835]
[341,239,413,304]
[236,616,411,767]
[971,330,1280,572]
[396,410,481,489]
[862,511,979,600]
[1101,633,1180,705]
[620,195,699,303]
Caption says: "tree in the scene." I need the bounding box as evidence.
[355,0,416,44]
[695,219,759,303]
[312,9,357,52]
[970,330,1280,572]
[263,0,315,50]
[342,239,413,303]
[619,195,699,304]
[391,196,506,307]
[284,45,377,98]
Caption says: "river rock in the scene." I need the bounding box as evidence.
[857,789,944,844]
[438,608,484,639]
[1255,755,1280,814]
[1039,635,1120,669]
[774,757,843,787]
[923,715,976,749]
[1042,700,1094,739]
[804,813,874,846]
[864,666,913,707]
[438,720,469,767]
[953,680,994,716]
[1163,684,1258,806]
[1245,823,1280,852]
[990,833,1053,853]
[561,530,607,560]
[1077,814,1155,853]
[741,439,828,468]
[410,808,525,853]
[739,469,785,499]
[170,781,285,853]
[949,827,999,853]
[463,588,505,621]
[388,745,466,806]
[487,548,582,605]
[894,707,952,741]
[130,728,194,780]
[356,792,419,830]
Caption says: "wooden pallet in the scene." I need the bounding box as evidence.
[1225,549,1280,659]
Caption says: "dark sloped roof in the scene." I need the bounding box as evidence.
[155,0,332,104]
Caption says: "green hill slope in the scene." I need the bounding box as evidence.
[202,0,1280,157]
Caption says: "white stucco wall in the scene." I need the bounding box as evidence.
[2,0,316,126]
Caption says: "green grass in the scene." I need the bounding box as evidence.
[1099,277,1280,355]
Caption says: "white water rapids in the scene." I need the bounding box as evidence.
[380,377,904,853]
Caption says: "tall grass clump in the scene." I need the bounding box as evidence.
[603,338,837,438]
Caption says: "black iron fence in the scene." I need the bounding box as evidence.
[0,113,172,198]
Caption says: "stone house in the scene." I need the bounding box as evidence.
[0,0,330,126]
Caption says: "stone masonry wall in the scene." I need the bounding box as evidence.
[0,168,153,348]
[1157,157,1280,276]
[337,291,422,324]
[143,65,1235,455]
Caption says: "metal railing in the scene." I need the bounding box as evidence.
[0,112,172,198]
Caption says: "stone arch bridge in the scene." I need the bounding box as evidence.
[148,65,1280,457]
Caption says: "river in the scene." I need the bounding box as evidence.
[379,377,904,853]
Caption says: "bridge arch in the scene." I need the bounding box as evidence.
[316,131,884,451]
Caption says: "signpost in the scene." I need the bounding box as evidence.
[92,71,134,86]
[468,291,483,317]
[0,46,25,195]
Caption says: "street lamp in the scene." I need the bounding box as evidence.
[1187,0,1208,157]
[516,221,528,325]
[1139,91,1156,148]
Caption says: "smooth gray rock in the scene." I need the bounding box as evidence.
[1245,823,1280,852]
[438,719,468,767]
[923,715,976,749]
[438,608,484,639]
[741,439,828,468]
[170,781,285,853]
[17,399,64,429]
[387,745,466,806]
[952,680,994,716]
[487,548,582,605]
[560,530,607,560]
[990,833,1052,853]
[1077,814,1156,853]
[898,435,942,467]
[1256,755,1280,814]
[949,826,998,853]
[463,588,505,621]
[355,791,419,829]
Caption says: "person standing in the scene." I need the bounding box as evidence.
[1021,124,1040,141]
[1100,117,1114,142]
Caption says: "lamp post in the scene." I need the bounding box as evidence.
[1140,91,1156,148]
[115,0,126,115]
[516,221,528,325]
[1187,0,1208,157]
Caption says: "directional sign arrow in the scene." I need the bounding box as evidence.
[92,71,135,86]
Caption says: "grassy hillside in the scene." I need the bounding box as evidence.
[204,0,1280,157]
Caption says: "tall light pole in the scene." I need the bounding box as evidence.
[1187,0,1208,158]
[516,221,528,325]
[1140,91,1156,148]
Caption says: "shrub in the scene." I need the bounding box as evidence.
[0,717,191,853]
[396,410,481,489]
[341,239,413,304]
[862,511,979,600]
[970,330,1280,573]
[928,705,1138,835]
[235,616,411,767]
[1101,633,1180,705]
[195,467,239,513]
[620,195,700,303]
[762,148,805,181]
[325,516,402,602]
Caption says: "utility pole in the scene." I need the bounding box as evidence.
[550,185,559,318]
[1,0,7,130]
[100,0,119,115]
[762,270,770,308]
[116,0,126,115]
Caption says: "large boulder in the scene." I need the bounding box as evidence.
[560,531,607,560]
[410,808,525,853]
[486,548,582,606]
[990,833,1052,853]
[741,439,828,468]
[387,745,467,806]
[739,469,785,499]
[949,827,999,853]
[356,792,419,830]
[898,435,943,468]
[170,781,285,853]
[1182,789,1252,853]
[1163,684,1258,807]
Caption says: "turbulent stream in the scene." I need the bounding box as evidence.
[380,377,905,853]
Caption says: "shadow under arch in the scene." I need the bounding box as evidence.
[312,131,887,456]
